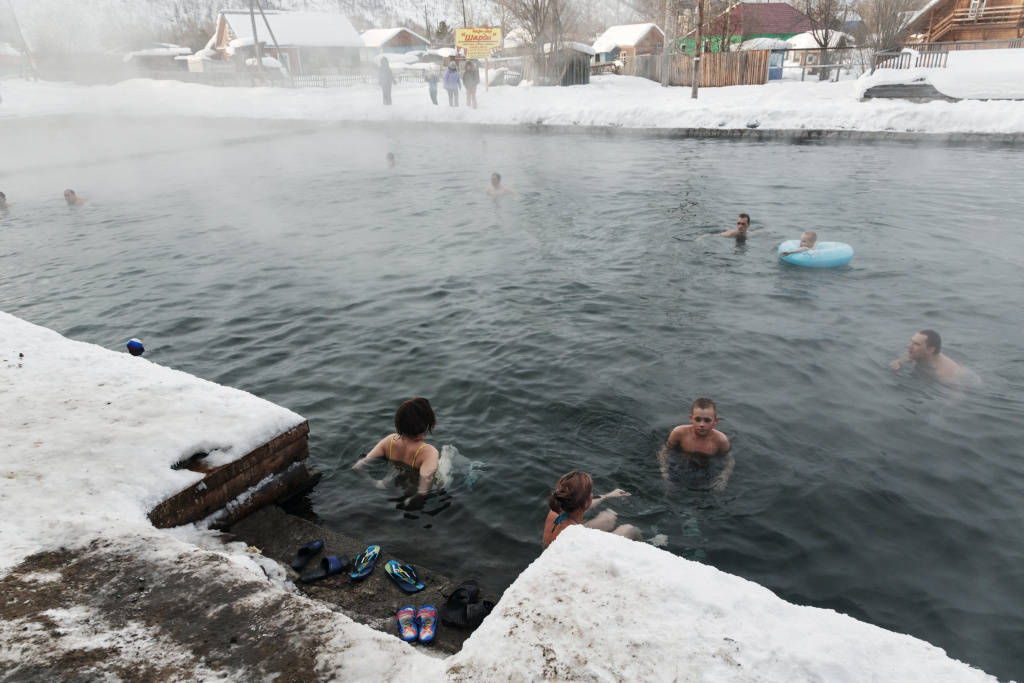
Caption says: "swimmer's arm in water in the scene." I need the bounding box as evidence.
[657,444,672,482]
[352,435,391,489]
[712,451,736,492]
[780,247,810,257]
[658,427,687,482]
[591,489,631,508]
[889,353,910,371]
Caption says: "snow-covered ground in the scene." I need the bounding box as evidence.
[857,48,1024,101]
[0,313,1002,680]
[2,50,1024,135]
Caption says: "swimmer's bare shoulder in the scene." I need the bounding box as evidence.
[670,425,730,455]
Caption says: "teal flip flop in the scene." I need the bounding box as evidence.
[350,545,380,580]
[384,560,425,593]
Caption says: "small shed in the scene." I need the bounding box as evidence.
[785,30,853,68]
[592,23,664,62]
[544,42,595,85]
[211,10,363,75]
[360,28,429,61]
[738,37,792,79]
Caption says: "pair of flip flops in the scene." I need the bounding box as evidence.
[441,580,494,629]
[385,560,425,593]
[291,541,351,583]
[396,605,437,644]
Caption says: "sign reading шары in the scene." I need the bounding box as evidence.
[455,27,502,59]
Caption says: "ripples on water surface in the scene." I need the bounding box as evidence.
[1,117,1022,680]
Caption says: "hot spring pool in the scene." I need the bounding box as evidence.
[1,116,1022,680]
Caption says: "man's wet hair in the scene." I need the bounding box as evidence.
[492,172,501,181]
[548,470,593,513]
[0,191,6,200]
[918,329,941,354]
[394,397,436,437]
[65,189,75,195]
[691,397,717,415]
[738,213,750,224]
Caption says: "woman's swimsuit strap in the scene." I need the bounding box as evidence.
[388,435,426,468]
[551,511,581,533]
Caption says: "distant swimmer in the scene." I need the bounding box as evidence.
[486,172,517,196]
[890,329,968,385]
[719,213,751,238]
[64,189,86,206]
[780,230,816,257]
[352,397,440,505]
[659,397,734,492]
[387,152,396,168]
[0,191,9,209]
[543,470,642,548]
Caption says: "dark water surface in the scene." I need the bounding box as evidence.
[2,117,1022,680]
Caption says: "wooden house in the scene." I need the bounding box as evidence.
[210,10,363,75]
[592,23,665,62]
[680,3,814,53]
[904,0,1024,42]
[359,28,429,61]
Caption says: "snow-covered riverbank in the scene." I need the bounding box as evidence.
[0,313,1001,680]
[2,49,1024,136]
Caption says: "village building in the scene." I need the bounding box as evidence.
[123,43,192,73]
[592,23,665,62]
[359,28,429,62]
[903,0,1024,42]
[208,10,363,75]
[680,2,814,52]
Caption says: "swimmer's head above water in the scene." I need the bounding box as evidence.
[800,230,817,249]
[690,397,719,437]
[907,329,941,360]
[736,213,750,233]
[547,470,593,513]
[394,397,436,438]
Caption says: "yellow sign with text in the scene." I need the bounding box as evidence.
[455,27,502,58]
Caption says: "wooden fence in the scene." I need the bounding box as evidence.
[623,50,770,87]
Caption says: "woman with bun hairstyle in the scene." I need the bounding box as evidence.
[353,397,440,505]
[543,470,642,548]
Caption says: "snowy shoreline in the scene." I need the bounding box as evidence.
[3,52,1024,139]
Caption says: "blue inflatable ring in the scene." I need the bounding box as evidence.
[778,240,854,268]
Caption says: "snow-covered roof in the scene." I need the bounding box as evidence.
[786,30,852,49]
[504,28,531,48]
[220,10,363,48]
[0,42,21,58]
[433,47,457,57]
[739,37,792,50]
[246,55,284,68]
[380,52,420,64]
[123,45,192,62]
[592,23,663,54]
[544,42,597,55]
[905,0,949,32]
[360,28,429,48]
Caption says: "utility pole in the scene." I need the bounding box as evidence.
[661,0,672,86]
[248,0,265,81]
[255,0,291,84]
[5,0,34,80]
[691,0,702,98]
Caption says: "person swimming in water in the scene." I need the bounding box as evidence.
[779,230,817,257]
[544,470,641,548]
[352,397,440,505]
[0,191,9,210]
[486,172,517,196]
[658,397,734,492]
[889,329,969,386]
[64,189,86,206]
[718,213,751,239]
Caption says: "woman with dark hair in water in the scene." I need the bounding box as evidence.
[353,398,440,502]
[543,470,641,548]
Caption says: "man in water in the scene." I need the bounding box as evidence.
[387,152,396,168]
[658,397,734,491]
[0,191,9,210]
[718,213,751,238]
[890,329,966,385]
[486,172,517,196]
[780,230,816,257]
[64,189,86,206]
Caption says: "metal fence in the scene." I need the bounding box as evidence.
[903,38,1023,51]
[873,50,949,71]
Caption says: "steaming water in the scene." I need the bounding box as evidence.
[1,117,1022,680]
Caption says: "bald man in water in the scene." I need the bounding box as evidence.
[890,329,966,385]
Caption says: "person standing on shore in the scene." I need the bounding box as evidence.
[463,60,480,109]
[443,61,461,107]
[379,57,397,106]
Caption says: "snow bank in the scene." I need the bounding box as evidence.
[857,49,1024,101]
[0,312,303,573]
[2,71,1023,135]
[449,526,996,682]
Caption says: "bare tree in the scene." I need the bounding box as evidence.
[500,0,582,83]
[801,0,850,79]
[856,0,916,52]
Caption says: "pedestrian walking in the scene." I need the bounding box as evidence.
[443,61,461,107]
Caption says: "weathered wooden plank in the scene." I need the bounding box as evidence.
[149,422,310,528]
[207,462,321,530]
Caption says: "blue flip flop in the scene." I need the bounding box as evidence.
[417,605,437,643]
[299,555,350,583]
[350,545,380,580]
[290,540,324,570]
[384,560,425,593]
[396,605,418,643]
